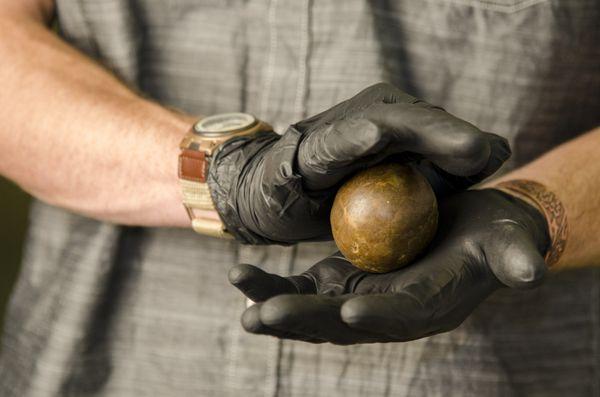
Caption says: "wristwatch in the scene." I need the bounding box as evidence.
[178,112,271,238]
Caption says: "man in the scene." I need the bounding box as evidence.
[0,1,598,396]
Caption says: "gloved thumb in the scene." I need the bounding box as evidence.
[487,225,547,289]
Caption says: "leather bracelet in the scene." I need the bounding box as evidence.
[494,180,568,268]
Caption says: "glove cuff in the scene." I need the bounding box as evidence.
[207,128,330,245]
[207,131,280,244]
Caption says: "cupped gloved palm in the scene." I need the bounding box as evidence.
[207,83,510,244]
[228,189,549,344]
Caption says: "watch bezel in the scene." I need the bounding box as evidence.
[193,112,257,137]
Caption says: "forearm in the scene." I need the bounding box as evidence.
[486,127,600,270]
[0,4,190,227]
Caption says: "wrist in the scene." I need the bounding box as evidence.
[151,112,195,228]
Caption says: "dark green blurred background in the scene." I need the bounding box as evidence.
[0,178,30,335]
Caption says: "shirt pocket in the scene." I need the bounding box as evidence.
[425,0,549,13]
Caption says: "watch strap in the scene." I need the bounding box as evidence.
[179,149,208,183]
[179,178,215,210]
[179,136,233,238]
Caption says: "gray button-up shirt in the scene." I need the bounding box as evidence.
[1,1,599,396]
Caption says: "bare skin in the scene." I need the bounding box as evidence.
[485,127,600,270]
[0,1,598,272]
[0,0,191,227]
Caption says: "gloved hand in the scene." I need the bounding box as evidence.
[228,189,550,344]
[207,83,510,244]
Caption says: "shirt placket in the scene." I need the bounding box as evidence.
[258,0,313,132]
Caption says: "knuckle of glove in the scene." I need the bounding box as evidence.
[358,82,417,105]
[446,130,491,172]
[430,133,491,177]
[331,119,386,158]
[361,82,397,99]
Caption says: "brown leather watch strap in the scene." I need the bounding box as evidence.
[179,149,207,183]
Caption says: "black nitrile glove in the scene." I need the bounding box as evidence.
[207,83,510,245]
[228,189,550,344]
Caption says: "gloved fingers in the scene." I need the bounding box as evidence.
[297,118,394,190]
[228,264,316,302]
[301,253,370,295]
[296,82,510,191]
[228,253,367,303]
[365,102,511,177]
[243,294,392,344]
[296,83,419,131]
[475,133,512,179]
[344,82,419,106]
[485,223,547,289]
[341,291,484,341]
[345,252,498,340]
[343,271,399,295]
[413,135,511,197]
[340,293,438,341]
[298,107,510,191]
[240,303,326,343]
[418,133,512,192]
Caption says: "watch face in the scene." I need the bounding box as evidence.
[193,113,257,137]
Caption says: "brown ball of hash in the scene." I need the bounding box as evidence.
[330,163,438,273]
